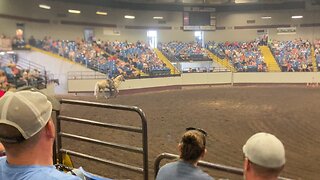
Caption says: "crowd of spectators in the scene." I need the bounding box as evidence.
[158,41,210,62]
[0,61,42,90]
[0,52,46,90]
[206,40,267,72]
[0,34,12,51]
[105,40,170,76]
[34,37,170,78]
[314,40,320,70]
[270,39,313,72]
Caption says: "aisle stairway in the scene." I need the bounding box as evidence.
[154,48,180,75]
[311,46,317,72]
[259,46,281,72]
[206,49,236,72]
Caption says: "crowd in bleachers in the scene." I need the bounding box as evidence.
[0,34,13,51]
[34,37,170,78]
[314,40,320,70]
[270,39,313,72]
[206,40,267,72]
[105,40,170,76]
[0,55,43,90]
[158,41,210,62]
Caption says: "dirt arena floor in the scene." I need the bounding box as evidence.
[58,86,320,180]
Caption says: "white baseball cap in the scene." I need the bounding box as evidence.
[243,132,286,168]
[0,91,53,143]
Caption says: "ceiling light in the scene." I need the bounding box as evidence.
[96,11,107,16]
[124,15,135,19]
[235,0,258,4]
[68,9,81,14]
[291,15,303,19]
[153,16,164,20]
[261,16,272,19]
[39,4,51,10]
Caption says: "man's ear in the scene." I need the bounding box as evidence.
[202,148,207,157]
[178,143,182,152]
[45,118,55,139]
[244,158,250,171]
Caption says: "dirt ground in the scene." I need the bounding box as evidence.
[58,86,320,180]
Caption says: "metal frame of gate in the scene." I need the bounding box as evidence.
[54,99,149,180]
[154,153,292,180]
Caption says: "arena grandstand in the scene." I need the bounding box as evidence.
[0,0,320,179]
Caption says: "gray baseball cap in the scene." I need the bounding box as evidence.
[0,91,53,143]
[243,132,286,168]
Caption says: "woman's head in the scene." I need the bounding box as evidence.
[179,127,207,163]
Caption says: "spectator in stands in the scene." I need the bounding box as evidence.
[0,143,4,157]
[0,143,4,152]
[242,132,285,180]
[0,90,80,180]
[156,127,213,180]
[0,70,8,89]
[28,35,36,47]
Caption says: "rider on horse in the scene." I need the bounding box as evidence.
[107,69,115,93]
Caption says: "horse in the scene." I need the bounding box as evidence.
[94,74,125,99]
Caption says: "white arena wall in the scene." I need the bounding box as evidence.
[67,72,320,93]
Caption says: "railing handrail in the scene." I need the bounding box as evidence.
[56,99,149,180]
[154,153,293,180]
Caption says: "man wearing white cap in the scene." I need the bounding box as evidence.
[242,132,286,180]
[0,90,80,180]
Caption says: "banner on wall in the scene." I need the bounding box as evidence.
[103,28,120,36]
[277,27,296,35]
[84,29,94,42]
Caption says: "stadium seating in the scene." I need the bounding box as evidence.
[36,38,170,77]
[158,41,210,62]
[314,40,320,70]
[105,41,170,76]
[206,40,267,72]
[269,39,313,72]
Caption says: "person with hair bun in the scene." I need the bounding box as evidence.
[156,127,214,180]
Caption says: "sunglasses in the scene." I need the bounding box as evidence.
[186,127,208,137]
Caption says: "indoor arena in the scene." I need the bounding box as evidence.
[0,0,319,180]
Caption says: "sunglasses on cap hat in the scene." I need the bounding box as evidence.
[186,127,208,137]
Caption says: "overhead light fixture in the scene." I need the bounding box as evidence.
[261,16,272,19]
[235,0,258,4]
[153,16,164,20]
[68,9,81,14]
[96,11,107,16]
[124,15,135,19]
[291,15,303,19]
[39,4,51,10]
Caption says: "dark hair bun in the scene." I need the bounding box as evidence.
[183,136,196,145]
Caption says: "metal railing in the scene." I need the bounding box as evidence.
[154,153,292,180]
[55,99,149,180]
[67,71,106,80]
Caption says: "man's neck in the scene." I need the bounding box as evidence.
[6,146,53,166]
[246,173,278,180]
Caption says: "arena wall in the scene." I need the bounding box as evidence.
[0,0,319,42]
[67,72,319,93]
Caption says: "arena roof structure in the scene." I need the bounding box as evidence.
[51,0,311,11]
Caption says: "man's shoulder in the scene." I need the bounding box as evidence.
[34,167,81,180]
[159,161,181,169]
[0,156,6,165]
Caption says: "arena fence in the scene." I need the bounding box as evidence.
[154,153,292,180]
[54,99,149,180]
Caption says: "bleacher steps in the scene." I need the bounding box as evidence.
[154,48,180,75]
[311,46,317,72]
[206,49,236,72]
[259,46,281,72]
